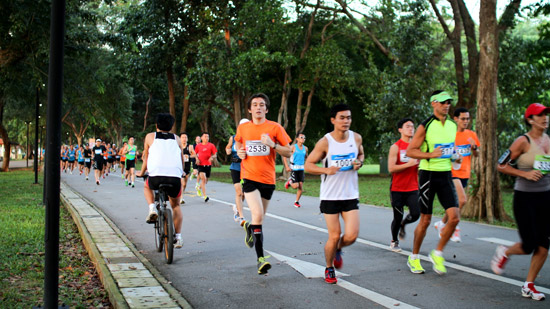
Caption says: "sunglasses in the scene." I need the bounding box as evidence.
[437,100,452,105]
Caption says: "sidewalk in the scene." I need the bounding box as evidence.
[60,182,191,309]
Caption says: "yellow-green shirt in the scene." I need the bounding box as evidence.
[419,115,457,172]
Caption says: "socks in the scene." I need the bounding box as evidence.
[410,254,419,260]
[149,203,156,211]
[251,224,264,258]
[434,250,443,257]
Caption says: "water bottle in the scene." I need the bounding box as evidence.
[451,153,461,170]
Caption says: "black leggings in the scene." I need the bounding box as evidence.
[513,190,550,254]
[390,190,420,241]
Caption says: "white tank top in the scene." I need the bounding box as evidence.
[320,131,359,201]
[148,132,183,177]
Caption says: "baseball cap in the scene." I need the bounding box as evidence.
[96,138,101,142]
[524,103,550,119]
[430,91,453,104]
[239,118,250,125]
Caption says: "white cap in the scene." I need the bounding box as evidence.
[239,118,250,125]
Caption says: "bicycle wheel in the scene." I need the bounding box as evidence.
[163,207,174,264]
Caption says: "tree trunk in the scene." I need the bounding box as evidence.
[181,84,190,133]
[167,65,177,133]
[233,90,242,126]
[278,66,291,128]
[464,0,508,222]
[143,92,152,132]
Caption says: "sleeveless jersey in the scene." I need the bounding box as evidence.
[147,132,183,178]
[77,150,84,162]
[68,149,76,161]
[390,139,418,192]
[291,144,306,171]
[320,131,359,201]
[182,143,191,165]
[126,145,137,160]
[419,115,457,172]
[230,135,241,172]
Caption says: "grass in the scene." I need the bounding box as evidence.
[208,164,517,228]
[0,170,110,308]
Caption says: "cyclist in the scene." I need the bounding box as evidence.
[137,113,185,249]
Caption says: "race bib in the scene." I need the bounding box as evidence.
[399,150,410,163]
[455,144,471,157]
[94,149,102,155]
[534,155,550,174]
[246,140,270,157]
[128,150,136,156]
[85,158,91,163]
[434,142,455,159]
[184,154,189,162]
[330,153,356,171]
[291,164,304,170]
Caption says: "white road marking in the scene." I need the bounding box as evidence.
[477,237,516,247]
[205,197,550,295]
[267,250,419,309]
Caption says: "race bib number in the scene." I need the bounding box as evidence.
[399,150,410,163]
[246,140,270,157]
[129,150,136,156]
[534,155,550,174]
[434,142,455,159]
[330,153,356,171]
[94,149,102,155]
[85,158,91,163]
[184,154,189,162]
[455,144,471,157]
[291,164,304,170]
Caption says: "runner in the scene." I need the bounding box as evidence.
[305,103,364,284]
[235,93,292,275]
[119,141,127,179]
[60,145,68,173]
[283,132,308,208]
[83,144,92,180]
[180,132,192,204]
[225,119,249,225]
[67,144,76,174]
[491,103,550,301]
[405,90,460,275]
[191,135,200,183]
[434,107,480,242]
[92,139,106,185]
[105,143,113,177]
[112,144,119,173]
[77,145,85,175]
[194,132,217,202]
[123,137,138,187]
[137,113,185,248]
[387,118,420,252]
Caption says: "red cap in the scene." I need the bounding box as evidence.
[525,103,550,119]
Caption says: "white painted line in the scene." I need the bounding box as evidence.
[207,197,550,294]
[477,237,516,247]
[267,250,419,309]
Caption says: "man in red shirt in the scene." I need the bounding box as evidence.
[194,132,217,202]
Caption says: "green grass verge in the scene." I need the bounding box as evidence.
[0,170,109,308]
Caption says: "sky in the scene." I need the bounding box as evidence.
[464,0,542,22]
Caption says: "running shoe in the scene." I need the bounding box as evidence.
[70,171,73,175]
[294,201,301,208]
[325,267,337,284]
[196,186,202,197]
[407,256,425,274]
[390,241,402,252]
[204,196,209,202]
[125,180,128,186]
[96,180,100,185]
[180,199,185,204]
[434,220,444,239]
[243,221,254,248]
[284,178,292,189]
[131,183,135,188]
[239,218,246,226]
[450,227,461,243]
[399,223,406,240]
[522,283,546,301]
[175,238,183,249]
[86,176,88,180]
[146,208,158,224]
[232,205,238,222]
[80,171,82,175]
[257,256,271,274]
[103,175,105,179]
[333,249,343,269]
[429,250,447,274]
[490,245,509,275]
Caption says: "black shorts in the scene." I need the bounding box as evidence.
[290,170,305,183]
[390,190,420,212]
[513,190,550,252]
[198,165,211,178]
[146,176,182,199]
[183,162,191,176]
[61,158,68,162]
[78,161,84,165]
[191,158,197,169]
[231,169,241,184]
[243,179,275,200]
[452,177,469,189]
[68,160,75,164]
[85,161,91,169]
[93,159,104,171]
[320,199,359,214]
[418,170,458,215]
[107,158,114,164]
[126,159,135,170]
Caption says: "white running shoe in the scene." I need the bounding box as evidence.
[434,220,445,239]
[146,208,158,224]
[390,241,402,252]
[491,245,509,275]
[175,238,183,249]
[232,205,238,222]
[450,227,461,242]
[522,283,545,301]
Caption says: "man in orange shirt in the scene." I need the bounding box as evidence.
[235,93,292,275]
[434,107,479,242]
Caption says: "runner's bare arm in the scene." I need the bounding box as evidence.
[388,144,417,173]
[225,136,233,155]
[305,137,339,175]
[352,133,364,171]
[406,125,442,159]
[498,135,543,181]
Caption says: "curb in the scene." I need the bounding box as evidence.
[60,182,192,309]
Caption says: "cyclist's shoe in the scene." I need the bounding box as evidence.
[407,256,425,274]
[450,227,461,243]
[399,223,406,240]
[257,256,271,275]
[284,178,292,189]
[294,201,301,208]
[390,241,402,252]
[333,250,343,269]
[429,250,447,275]
[522,283,546,301]
[243,221,254,248]
[325,267,337,284]
[175,238,183,249]
[146,208,158,224]
[491,245,509,275]
[434,220,444,239]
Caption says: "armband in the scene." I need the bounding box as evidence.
[498,149,512,165]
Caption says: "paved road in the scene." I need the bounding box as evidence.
[61,170,549,308]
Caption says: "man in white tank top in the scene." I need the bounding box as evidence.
[305,104,364,284]
[137,113,185,248]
